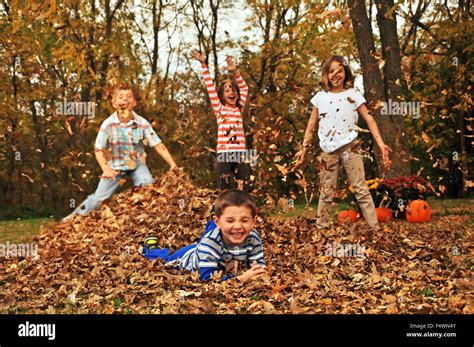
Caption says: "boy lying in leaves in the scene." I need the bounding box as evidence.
[142,190,267,282]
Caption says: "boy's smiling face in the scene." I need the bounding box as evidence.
[112,89,137,111]
[213,205,256,246]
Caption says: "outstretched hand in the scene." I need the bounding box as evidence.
[292,147,308,171]
[379,143,392,168]
[101,166,119,180]
[226,55,238,73]
[168,164,180,172]
[192,50,206,64]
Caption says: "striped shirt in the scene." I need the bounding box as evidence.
[95,111,162,171]
[171,225,265,281]
[200,64,249,153]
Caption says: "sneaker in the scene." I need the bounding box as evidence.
[60,213,75,223]
[144,236,158,250]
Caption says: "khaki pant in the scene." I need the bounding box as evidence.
[316,139,378,229]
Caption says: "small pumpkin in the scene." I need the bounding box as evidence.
[406,200,431,223]
[376,207,393,223]
[338,210,359,223]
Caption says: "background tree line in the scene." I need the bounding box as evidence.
[0,0,472,219]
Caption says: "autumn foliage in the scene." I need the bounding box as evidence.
[1,1,472,219]
[1,172,472,314]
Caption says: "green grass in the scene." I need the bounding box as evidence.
[0,198,472,243]
[269,200,361,220]
[427,197,474,210]
[0,217,55,243]
[269,203,317,219]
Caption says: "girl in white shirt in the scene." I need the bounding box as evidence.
[295,55,392,230]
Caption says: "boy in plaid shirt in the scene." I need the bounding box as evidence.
[64,83,177,219]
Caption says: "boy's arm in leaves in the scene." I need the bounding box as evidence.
[154,143,178,170]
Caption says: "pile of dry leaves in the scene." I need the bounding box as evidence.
[0,170,472,314]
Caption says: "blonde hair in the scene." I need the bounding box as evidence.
[320,55,354,92]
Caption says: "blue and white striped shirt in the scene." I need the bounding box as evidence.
[171,225,265,281]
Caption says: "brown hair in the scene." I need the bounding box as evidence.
[320,55,354,92]
[217,77,241,108]
[214,190,257,218]
[110,82,135,101]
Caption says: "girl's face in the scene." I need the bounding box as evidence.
[213,205,256,246]
[112,89,136,111]
[223,82,237,106]
[328,61,346,90]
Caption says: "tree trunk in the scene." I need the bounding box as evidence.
[97,0,125,101]
[374,0,404,101]
[151,0,164,76]
[457,0,472,197]
[210,0,220,82]
[348,0,411,177]
[258,2,274,90]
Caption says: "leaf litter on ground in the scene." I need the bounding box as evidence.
[0,169,472,314]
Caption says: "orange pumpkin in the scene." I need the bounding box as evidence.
[338,210,359,223]
[376,207,393,223]
[406,200,431,223]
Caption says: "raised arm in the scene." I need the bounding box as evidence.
[193,50,222,115]
[226,56,249,107]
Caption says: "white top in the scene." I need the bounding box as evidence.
[310,89,366,153]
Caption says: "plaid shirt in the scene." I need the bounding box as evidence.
[95,111,162,171]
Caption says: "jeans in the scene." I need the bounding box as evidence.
[142,220,217,263]
[71,163,154,216]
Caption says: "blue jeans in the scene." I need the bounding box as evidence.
[166,220,217,262]
[142,220,217,262]
[72,163,154,216]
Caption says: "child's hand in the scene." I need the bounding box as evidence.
[101,166,119,180]
[379,143,392,168]
[140,152,147,164]
[192,50,206,64]
[226,55,238,73]
[237,261,268,283]
[292,147,308,171]
[168,163,178,171]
